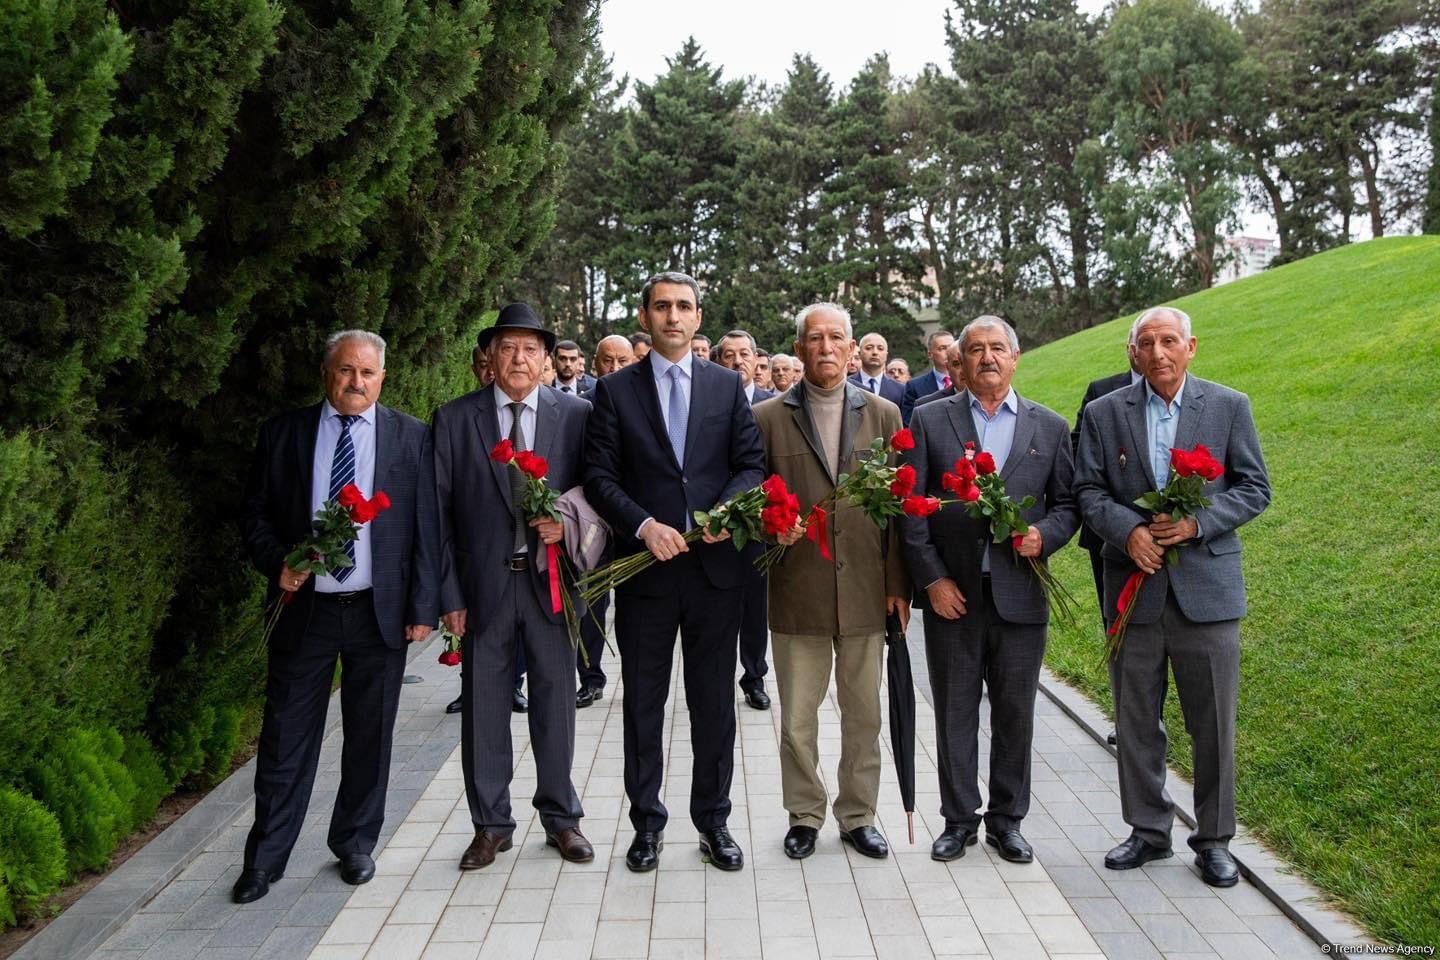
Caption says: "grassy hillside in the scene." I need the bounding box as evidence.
[1016,237,1440,945]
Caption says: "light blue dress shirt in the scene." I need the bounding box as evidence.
[638,352,694,537]
[311,400,377,593]
[1144,376,1187,487]
[968,387,1019,572]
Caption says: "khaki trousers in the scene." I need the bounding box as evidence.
[771,630,884,831]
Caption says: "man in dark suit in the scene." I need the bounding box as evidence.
[715,329,776,711]
[849,332,906,408]
[554,339,596,396]
[1075,306,1270,888]
[235,330,438,904]
[585,272,766,873]
[434,304,595,871]
[900,328,955,424]
[900,316,1079,866]
[911,339,966,411]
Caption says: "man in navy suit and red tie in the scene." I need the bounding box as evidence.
[585,272,766,873]
[235,331,438,903]
[848,332,906,408]
[901,329,956,424]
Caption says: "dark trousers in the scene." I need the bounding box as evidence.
[923,579,1046,834]
[1108,588,1238,851]
[615,554,743,833]
[737,551,769,694]
[1087,547,1107,624]
[577,592,609,689]
[462,571,583,836]
[244,592,404,873]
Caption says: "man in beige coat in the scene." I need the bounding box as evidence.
[753,303,910,861]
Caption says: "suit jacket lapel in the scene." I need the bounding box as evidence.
[475,389,513,509]
[1123,383,1158,489]
[533,387,560,470]
[682,360,707,469]
[944,393,980,452]
[1000,396,1038,481]
[373,404,395,492]
[840,382,866,473]
[785,382,836,484]
[1170,376,1207,456]
[636,354,681,472]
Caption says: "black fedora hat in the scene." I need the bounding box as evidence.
[477,302,556,352]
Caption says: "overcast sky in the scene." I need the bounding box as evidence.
[599,0,1111,90]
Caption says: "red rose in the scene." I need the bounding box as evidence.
[490,439,515,463]
[438,649,462,667]
[964,441,976,451]
[889,464,916,497]
[952,457,977,482]
[1011,534,1024,551]
[337,484,365,509]
[762,505,793,536]
[350,500,377,524]
[370,491,391,512]
[941,471,964,495]
[959,482,981,503]
[890,429,915,452]
[1190,444,1223,480]
[974,451,996,475]
[901,495,941,517]
[514,451,548,480]
[762,474,789,502]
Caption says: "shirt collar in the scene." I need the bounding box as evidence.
[743,381,755,402]
[320,399,377,426]
[492,381,541,413]
[1144,375,1186,413]
[965,387,1018,417]
[650,350,694,381]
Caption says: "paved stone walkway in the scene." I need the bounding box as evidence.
[44,620,1359,960]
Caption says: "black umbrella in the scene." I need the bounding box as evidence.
[885,610,917,843]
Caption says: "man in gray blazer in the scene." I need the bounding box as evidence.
[1074,306,1270,888]
[901,316,1079,865]
[434,304,595,871]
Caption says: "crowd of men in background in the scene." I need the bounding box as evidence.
[234,272,1270,907]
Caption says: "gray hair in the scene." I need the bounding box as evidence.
[597,334,632,351]
[1130,306,1192,343]
[325,330,387,368]
[959,315,1019,354]
[794,302,853,341]
[718,329,757,352]
[640,271,701,309]
[770,352,793,367]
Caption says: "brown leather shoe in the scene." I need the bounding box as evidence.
[459,830,513,870]
[545,827,595,863]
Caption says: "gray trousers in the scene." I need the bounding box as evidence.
[1108,588,1239,852]
[462,570,583,836]
[924,580,1046,834]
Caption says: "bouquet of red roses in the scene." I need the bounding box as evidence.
[575,473,801,605]
[258,483,391,650]
[941,442,1078,624]
[489,440,583,649]
[802,429,943,561]
[1107,443,1223,657]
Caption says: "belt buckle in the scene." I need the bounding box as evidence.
[508,555,528,572]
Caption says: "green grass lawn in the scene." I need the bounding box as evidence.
[1016,237,1440,945]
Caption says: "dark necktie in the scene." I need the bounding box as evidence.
[561,384,572,393]
[666,365,688,468]
[508,402,528,553]
[867,377,877,394]
[328,414,359,581]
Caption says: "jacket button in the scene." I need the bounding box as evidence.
[836,561,845,570]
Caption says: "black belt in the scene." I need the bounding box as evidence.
[314,589,371,605]
[508,554,529,572]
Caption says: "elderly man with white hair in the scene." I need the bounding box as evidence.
[769,353,796,392]
[1075,306,1270,888]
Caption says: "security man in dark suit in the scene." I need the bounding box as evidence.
[714,328,776,711]
[235,330,438,903]
[585,272,766,873]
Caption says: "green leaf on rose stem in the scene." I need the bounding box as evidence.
[1019,495,1036,509]
[1134,491,1164,511]
[693,510,709,528]
[733,527,749,550]
[837,472,850,485]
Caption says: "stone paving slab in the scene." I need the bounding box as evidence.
[45,616,1370,960]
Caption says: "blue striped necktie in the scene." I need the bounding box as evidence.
[329,414,359,582]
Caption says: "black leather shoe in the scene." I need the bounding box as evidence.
[626,831,663,872]
[699,827,744,871]
[841,825,889,859]
[1104,834,1174,870]
[743,687,771,710]
[985,829,1033,863]
[446,695,462,715]
[1106,730,1117,745]
[339,852,375,885]
[930,826,978,862]
[783,825,818,860]
[576,685,603,708]
[512,688,528,713]
[1195,848,1240,887]
[231,868,281,904]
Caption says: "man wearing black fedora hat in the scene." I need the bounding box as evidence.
[433,303,595,870]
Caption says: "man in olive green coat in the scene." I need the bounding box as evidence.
[753,302,910,862]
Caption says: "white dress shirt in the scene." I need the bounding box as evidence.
[311,400,377,592]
